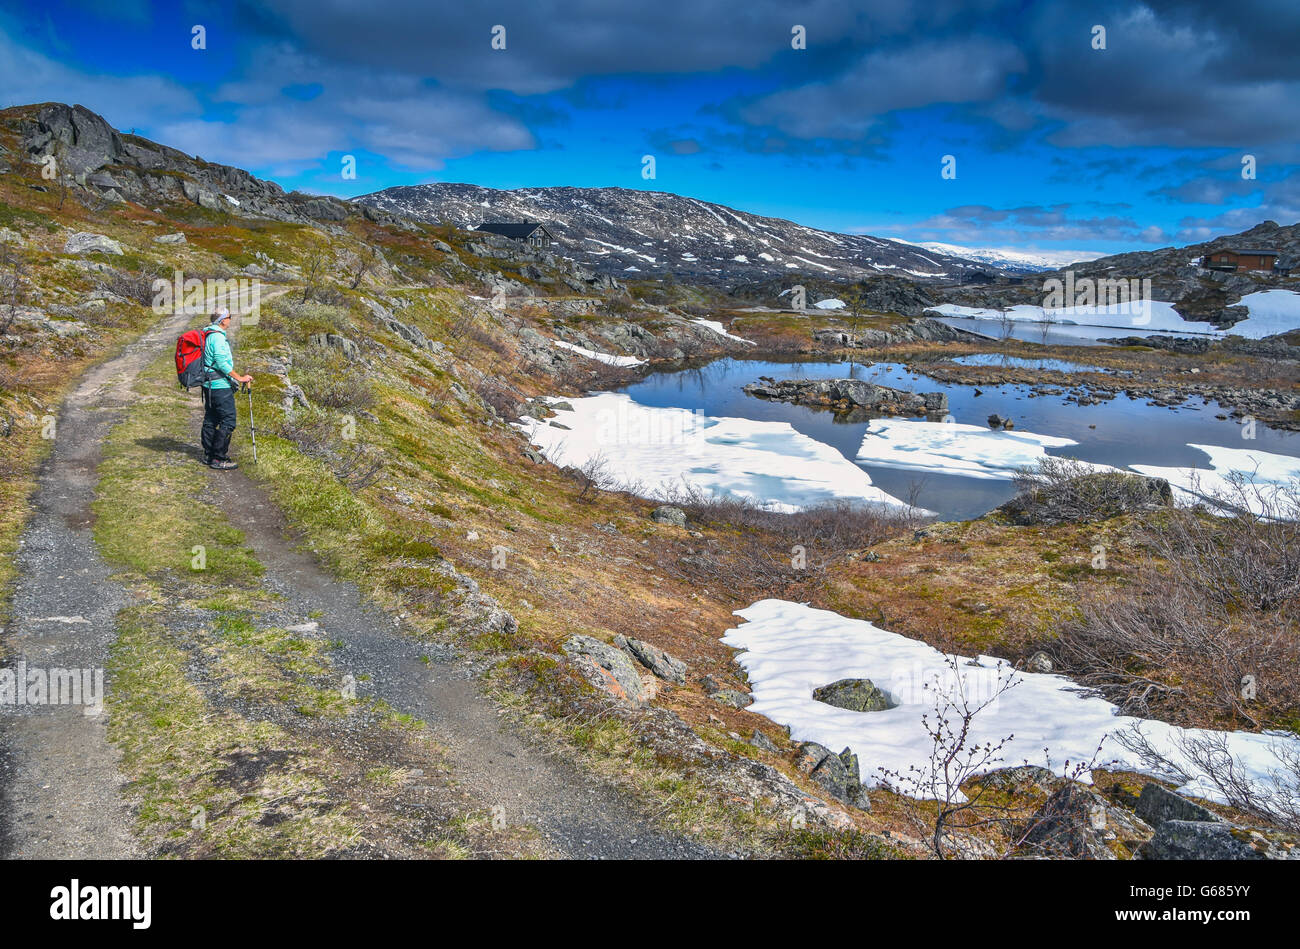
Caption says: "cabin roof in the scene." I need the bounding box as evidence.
[474,222,550,239]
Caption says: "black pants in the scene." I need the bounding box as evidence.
[200,386,238,462]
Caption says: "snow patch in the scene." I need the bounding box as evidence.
[515,392,915,512]
[552,339,646,367]
[1227,290,1300,340]
[691,318,755,345]
[1132,443,1300,515]
[724,599,1300,805]
[928,302,1222,335]
[857,418,1079,480]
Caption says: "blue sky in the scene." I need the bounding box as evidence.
[1,0,1296,255]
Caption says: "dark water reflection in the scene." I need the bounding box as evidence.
[618,356,1300,520]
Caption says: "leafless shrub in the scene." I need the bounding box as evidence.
[600,295,634,317]
[1005,456,1172,524]
[879,655,1109,859]
[671,487,920,551]
[1049,477,1300,729]
[333,443,385,489]
[1118,725,1300,833]
[658,486,919,594]
[1149,473,1300,612]
[569,453,612,503]
[291,346,375,412]
[997,306,1016,341]
[346,246,379,290]
[470,372,522,420]
[446,300,481,343]
[276,408,383,490]
[298,246,329,303]
[93,263,159,306]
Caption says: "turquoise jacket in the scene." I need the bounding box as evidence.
[202,326,235,389]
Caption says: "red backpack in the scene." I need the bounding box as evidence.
[175,327,232,389]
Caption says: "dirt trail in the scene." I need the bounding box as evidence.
[207,445,718,859]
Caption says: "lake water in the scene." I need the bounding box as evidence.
[948,353,1114,373]
[619,356,1300,520]
[933,315,1213,347]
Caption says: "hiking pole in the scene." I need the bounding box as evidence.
[244,382,258,463]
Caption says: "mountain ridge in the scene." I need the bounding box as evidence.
[353,181,1001,285]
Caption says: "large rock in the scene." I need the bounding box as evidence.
[615,636,687,685]
[794,742,871,811]
[650,505,687,527]
[1135,783,1220,827]
[1139,820,1299,860]
[811,678,896,712]
[1018,784,1153,859]
[154,232,187,244]
[563,635,646,703]
[711,689,752,708]
[63,232,122,256]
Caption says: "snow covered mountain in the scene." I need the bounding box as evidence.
[353,183,991,284]
[901,241,1103,273]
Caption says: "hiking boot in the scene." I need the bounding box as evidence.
[209,459,239,470]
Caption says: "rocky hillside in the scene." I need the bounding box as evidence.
[353,182,994,285]
[938,220,1300,326]
[7,102,413,232]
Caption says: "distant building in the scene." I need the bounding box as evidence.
[474,222,555,250]
[1200,247,1279,273]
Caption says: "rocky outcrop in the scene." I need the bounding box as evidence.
[10,103,413,232]
[363,297,442,353]
[1018,784,1153,859]
[744,377,947,418]
[1139,820,1299,860]
[997,471,1174,526]
[1135,783,1221,827]
[812,316,983,348]
[63,232,122,255]
[794,742,872,811]
[650,505,687,527]
[563,634,646,703]
[615,635,687,685]
[308,332,360,361]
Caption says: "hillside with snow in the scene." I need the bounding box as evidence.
[904,241,1103,273]
[354,183,991,285]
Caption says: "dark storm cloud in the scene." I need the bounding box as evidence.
[1025,0,1300,147]
[226,0,1294,154]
